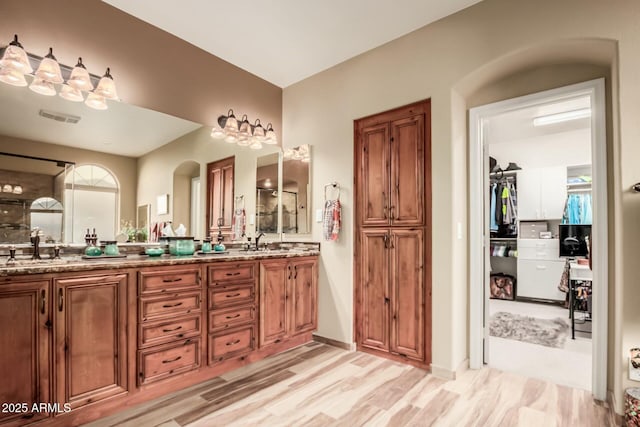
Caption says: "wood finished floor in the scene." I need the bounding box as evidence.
[85,342,619,427]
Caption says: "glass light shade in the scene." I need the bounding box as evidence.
[252,121,266,142]
[264,124,277,144]
[210,126,225,139]
[224,132,238,144]
[237,137,251,147]
[0,36,33,74]
[94,68,119,100]
[249,140,263,150]
[2,184,12,193]
[59,84,84,102]
[12,185,22,195]
[34,49,63,84]
[29,78,56,96]
[67,58,93,91]
[238,115,252,139]
[292,150,303,160]
[223,110,238,132]
[283,149,294,159]
[301,156,310,163]
[85,92,108,110]
[0,67,27,87]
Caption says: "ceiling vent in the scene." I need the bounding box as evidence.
[38,109,81,124]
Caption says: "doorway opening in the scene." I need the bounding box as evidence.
[469,79,607,399]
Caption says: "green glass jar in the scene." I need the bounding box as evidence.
[201,238,212,253]
[85,245,102,257]
[214,242,226,252]
[103,241,119,256]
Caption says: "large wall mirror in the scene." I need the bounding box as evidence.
[0,71,310,246]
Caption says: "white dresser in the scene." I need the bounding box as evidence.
[516,238,566,301]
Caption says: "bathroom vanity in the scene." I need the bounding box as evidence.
[0,249,318,427]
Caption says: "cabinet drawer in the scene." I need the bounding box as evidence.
[138,338,201,386]
[517,259,565,301]
[139,268,201,295]
[208,284,255,309]
[517,239,559,260]
[140,291,202,322]
[139,314,202,348]
[209,305,255,332]
[208,325,255,364]
[209,262,255,285]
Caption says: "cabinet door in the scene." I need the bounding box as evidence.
[207,156,234,236]
[289,258,318,336]
[54,274,128,411]
[359,123,390,226]
[539,166,567,219]
[389,229,425,361]
[517,259,566,301]
[359,230,390,352]
[390,115,424,226]
[516,169,540,220]
[0,281,50,426]
[259,260,289,346]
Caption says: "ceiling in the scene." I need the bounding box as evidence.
[103,0,483,88]
[0,80,201,157]
[485,96,591,145]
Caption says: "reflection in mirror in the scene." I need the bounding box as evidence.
[282,144,310,234]
[256,153,279,234]
[137,204,150,241]
[173,161,201,237]
[0,152,72,243]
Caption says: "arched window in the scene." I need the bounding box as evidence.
[65,165,119,243]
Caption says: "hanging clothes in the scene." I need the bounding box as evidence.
[563,192,592,225]
[490,183,498,232]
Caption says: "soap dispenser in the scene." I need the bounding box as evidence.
[84,228,102,257]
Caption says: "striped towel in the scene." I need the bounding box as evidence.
[232,209,245,241]
[323,199,341,241]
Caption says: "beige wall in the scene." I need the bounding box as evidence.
[283,0,637,412]
[0,135,137,227]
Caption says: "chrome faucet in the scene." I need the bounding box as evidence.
[30,227,42,260]
[255,232,265,251]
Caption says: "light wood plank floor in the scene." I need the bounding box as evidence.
[85,342,619,427]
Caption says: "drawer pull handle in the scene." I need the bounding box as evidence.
[162,356,182,364]
[226,339,241,346]
[58,288,63,312]
[226,272,241,276]
[162,302,184,308]
[40,289,46,315]
[162,326,183,332]
[163,277,183,283]
[225,293,241,298]
[226,314,241,319]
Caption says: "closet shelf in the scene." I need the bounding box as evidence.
[490,237,517,241]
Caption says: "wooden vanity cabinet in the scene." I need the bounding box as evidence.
[137,266,203,386]
[207,261,258,365]
[53,273,129,411]
[0,280,50,427]
[259,256,318,347]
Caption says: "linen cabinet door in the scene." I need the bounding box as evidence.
[390,114,425,226]
[289,257,318,336]
[389,229,425,362]
[358,230,390,352]
[0,281,50,427]
[54,274,128,411]
[358,123,391,226]
[259,259,289,347]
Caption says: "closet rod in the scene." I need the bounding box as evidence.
[489,170,518,178]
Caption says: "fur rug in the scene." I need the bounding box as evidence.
[489,311,569,348]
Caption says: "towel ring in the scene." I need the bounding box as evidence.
[324,182,340,201]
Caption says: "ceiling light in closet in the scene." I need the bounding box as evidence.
[533,108,591,126]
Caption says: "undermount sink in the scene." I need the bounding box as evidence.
[5,257,82,266]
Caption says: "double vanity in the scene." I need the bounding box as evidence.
[0,247,319,427]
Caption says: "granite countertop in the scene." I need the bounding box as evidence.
[0,249,320,277]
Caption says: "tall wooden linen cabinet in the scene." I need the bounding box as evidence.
[354,100,432,368]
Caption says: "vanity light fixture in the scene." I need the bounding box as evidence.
[0,34,120,110]
[211,109,277,149]
[284,144,310,162]
[533,108,591,126]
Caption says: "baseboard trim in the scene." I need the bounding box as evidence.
[430,358,469,381]
[312,334,354,351]
[608,389,624,424]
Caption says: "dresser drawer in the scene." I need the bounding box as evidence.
[209,262,255,285]
[208,284,255,309]
[140,291,202,322]
[209,305,255,332]
[139,268,201,295]
[139,314,202,348]
[138,338,201,386]
[208,325,255,364]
